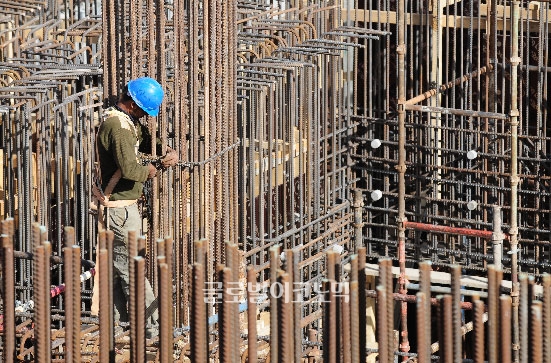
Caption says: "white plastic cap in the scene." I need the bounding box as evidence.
[467,200,478,210]
[467,150,478,160]
[371,139,382,149]
[371,189,383,201]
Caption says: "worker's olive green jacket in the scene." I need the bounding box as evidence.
[96,106,155,201]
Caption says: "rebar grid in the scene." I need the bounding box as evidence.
[3,0,551,362]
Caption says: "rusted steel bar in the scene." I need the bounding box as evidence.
[519,274,529,363]
[97,236,110,362]
[350,280,360,363]
[439,295,453,363]
[323,279,337,363]
[488,265,502,363]
[191,263,207,362]
[416,292,429,363]
[376,285,389,363]
[500,296,512,363]
[327,250,337,281]
[451,265,462,363]
[194,239,207,268]
[247,266,258,363]
[473,297,485,363]
[290,249,301,362]
[403,221,509,240]
[64,227,81,363]
[350,255,360,363]
[219,266,238,363]
[543,275,551,363]
[229,243,241,361]
[405,66,491,105]
[1,232,16,363]
[342,282,351,363]
[158,258,172,363]
[380,258,394,361]
[357,247,366,363]
[131,256,146,363]
[71,244,82,363]
[63,238,74,362]
[418,261,431,362]
[269,246,279,363]
[531,301,543,363]
[98,230,114,362]
[34,240,52,363]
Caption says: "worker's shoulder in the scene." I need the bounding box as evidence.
[101,110,135,134]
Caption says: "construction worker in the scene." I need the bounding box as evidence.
[92,76,177,338]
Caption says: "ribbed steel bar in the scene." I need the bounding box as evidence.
[97,231,111,362]
[500,295,512,363]
[488,265,501,363]
[439,295,453,363]
[158,258,172,363]
[342,282,351,363]
[416,292,429,363]
[323,279,337,363]
[269,246,279,363]
[376,285,389,363]
[357,247,366,363]
[473,297,485,363]
[531,301,543,363]
[217,265,229,362]
[191,262,208,363]
[247,266,258,363]
[1,230,15,363]
[131,256,146,363]
[450,265,462,362]
[543,275,551,363]
[63,228,74,362]
[519,274,530,363]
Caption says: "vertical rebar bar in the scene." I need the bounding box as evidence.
[531,301,543,363]
[269,246,279,363]
[131,256,145,363]
[158,258,172,363]
[488,265,501,363]
[473,297,485,363]
[439,295,453,363]
[376,285,389,363]
[543,274,551,363]
[500,295,512,363]
[247,266,258,363]
[358,247,366,363]
[451,265,462,362]
[1,232,15,363]
[191,262,208,362]
[520,274,529,363]
[416,292,429,363]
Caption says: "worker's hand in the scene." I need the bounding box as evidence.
[161,148,178,168]
[147,163,157,178]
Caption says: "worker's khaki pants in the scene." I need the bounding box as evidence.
[91,204,158,333]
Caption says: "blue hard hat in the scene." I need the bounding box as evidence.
[127,77,164,116]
